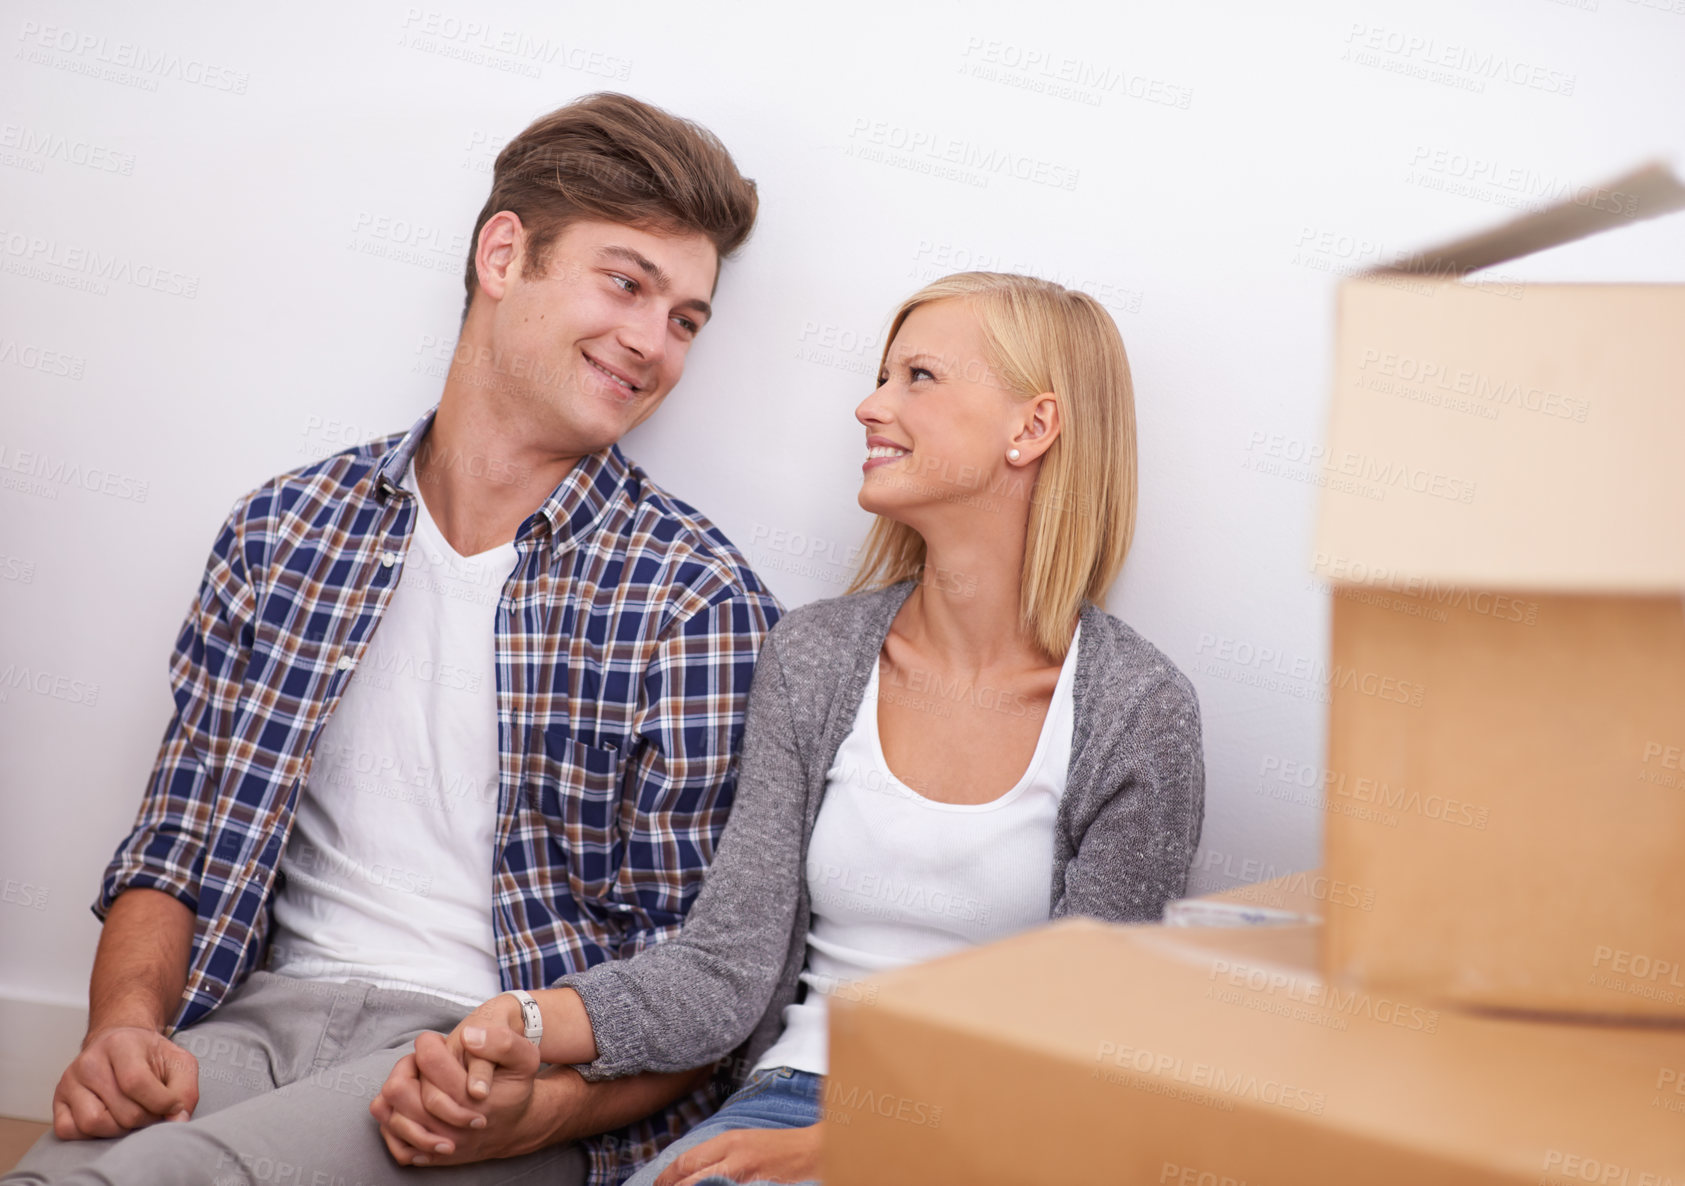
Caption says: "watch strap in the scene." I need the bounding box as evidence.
[504,989,543,1055]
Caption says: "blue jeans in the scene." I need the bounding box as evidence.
[626,1067,822,1186]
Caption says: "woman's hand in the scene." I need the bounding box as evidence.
[370,996,546,1165]
[654,1124,822,1186]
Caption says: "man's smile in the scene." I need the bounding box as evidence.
[583,351,642,396]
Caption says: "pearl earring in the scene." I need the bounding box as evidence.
[1008,448,1021,461]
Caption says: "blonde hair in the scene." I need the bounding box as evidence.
[844,272,1138,662]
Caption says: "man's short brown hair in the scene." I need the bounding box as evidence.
[463,92,758,320]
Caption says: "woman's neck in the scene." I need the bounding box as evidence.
[896,534,1052,673]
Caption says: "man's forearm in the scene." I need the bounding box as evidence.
[87,887,194,1036]
[536,1063,714,1149]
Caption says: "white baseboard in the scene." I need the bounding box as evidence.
[0,995,87,1123]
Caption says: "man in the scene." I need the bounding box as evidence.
[6,91,782,1186]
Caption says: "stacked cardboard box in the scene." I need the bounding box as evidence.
[826,919,1685,1185]
[828,162,1685,1180]
[1164,869,1329,925]
[1310,161,1685,1019]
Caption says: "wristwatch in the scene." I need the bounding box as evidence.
[504,989,543,1056]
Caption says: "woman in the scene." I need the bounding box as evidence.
[382,271,1203,1184]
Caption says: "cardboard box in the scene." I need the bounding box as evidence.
[1312,161,1685,1019]
[1165,870,1326,926]
[825,919,1685,1186]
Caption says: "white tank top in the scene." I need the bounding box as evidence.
[267,459,514,1006]
[753,621,1081,1075]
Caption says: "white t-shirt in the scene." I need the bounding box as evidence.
[753,620,1081,1075]
[267,460,515,1007]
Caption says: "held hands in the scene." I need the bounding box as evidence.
[370,995,548,1166]
[654,1125,823,1186]
[52,1024,199,1140]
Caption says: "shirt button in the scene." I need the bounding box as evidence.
[381,551,397,567]
[336,655,354,672]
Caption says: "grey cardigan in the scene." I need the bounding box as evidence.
[555,578,1205,1082]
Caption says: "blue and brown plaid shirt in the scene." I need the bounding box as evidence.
[95,405,783,1185]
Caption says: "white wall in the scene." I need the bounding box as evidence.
[3,0,1683,1119]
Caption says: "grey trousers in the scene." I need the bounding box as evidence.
[3,972,587,1186]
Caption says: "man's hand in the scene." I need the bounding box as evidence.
[371,1001,545,1166]
[373,988,719,1169]
[654,1125,822,1186]
[56,887,197,1139]
[51,1024,199,1140]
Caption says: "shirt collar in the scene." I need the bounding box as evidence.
[373,405,630,547]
